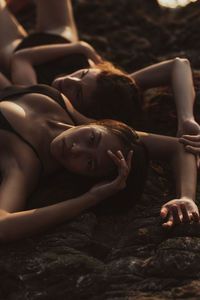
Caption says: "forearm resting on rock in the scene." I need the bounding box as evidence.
[0,192,96,243]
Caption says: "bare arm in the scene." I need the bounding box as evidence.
[0,149,131,243]
[11,41,102,85]
[131,58,199,137]
[137,131,198,227]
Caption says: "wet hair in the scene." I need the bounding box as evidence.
[81,62,142,128]
[88,119,149,214]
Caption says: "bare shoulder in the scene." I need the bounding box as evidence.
[0,130,41,191]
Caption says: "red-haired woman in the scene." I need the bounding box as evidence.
[0,0,197,135]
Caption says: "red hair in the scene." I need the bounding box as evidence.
[82,61,141,127]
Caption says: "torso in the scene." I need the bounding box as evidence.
[0,85,90,184]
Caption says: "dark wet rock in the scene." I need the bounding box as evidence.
[1,0,200,299]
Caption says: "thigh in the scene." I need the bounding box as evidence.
[35,0,79,42]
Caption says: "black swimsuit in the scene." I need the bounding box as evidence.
[15,33,90,85]
[0,84,75,171]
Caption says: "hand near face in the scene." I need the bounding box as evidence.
[160,198,199,228]
[88,150,133,204]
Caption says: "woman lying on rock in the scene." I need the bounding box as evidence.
[1,0,199,136]
[0,78,198,243]
[0,1,199,240]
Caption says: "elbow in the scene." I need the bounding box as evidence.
[173,57,190,65]
[173,57,193,74]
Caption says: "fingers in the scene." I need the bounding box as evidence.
[180,138,200,148]
[126,150,134,169]
[180,203,190,223]
[180,134,200,141]
[107,150,133,190]
[184,145,200,155]
[162,212,173,228]
[107,150,125,167]
[160,206,168,219]
[192,212,199,222]
[107,150,133,169]
[162,206,181,228]
[197,155,200,168]
[171,205,181,224]
[161,202,200,229]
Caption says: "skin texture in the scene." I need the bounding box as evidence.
[138,131,198,228]
[0,1,199,241]
[51,68,100,112]
[50,125,124,177]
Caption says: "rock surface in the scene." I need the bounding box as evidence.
[2,0,200,299]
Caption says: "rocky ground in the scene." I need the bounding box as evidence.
[2,0,200,299]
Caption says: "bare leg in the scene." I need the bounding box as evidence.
[35,0,79,42]
[0,0,27,74]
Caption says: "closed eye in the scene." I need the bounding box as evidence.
[87,158,94,171]
[89,131,95,144]
[81,69,89,79]
[76,86,82,100]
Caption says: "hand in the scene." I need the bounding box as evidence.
[89,150,133,205]
[177,119,200,137]
[179,134,200,167]
[78,41,103,65]
[160,198,199,228]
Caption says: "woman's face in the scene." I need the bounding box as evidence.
[51,68,100,112]
[50,125,123,177]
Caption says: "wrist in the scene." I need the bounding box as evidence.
[178,116,194,127]
[86,190,101,207]
[179,196,195,203]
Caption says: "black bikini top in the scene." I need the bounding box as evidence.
[0,84,76,171]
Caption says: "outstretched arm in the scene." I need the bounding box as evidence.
[137,131,198,228]
[131,58,199,137]
[0,150,132,243]
[11,41,102,85]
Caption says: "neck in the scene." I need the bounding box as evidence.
[47,120,74,140]
[40,121,75,175]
